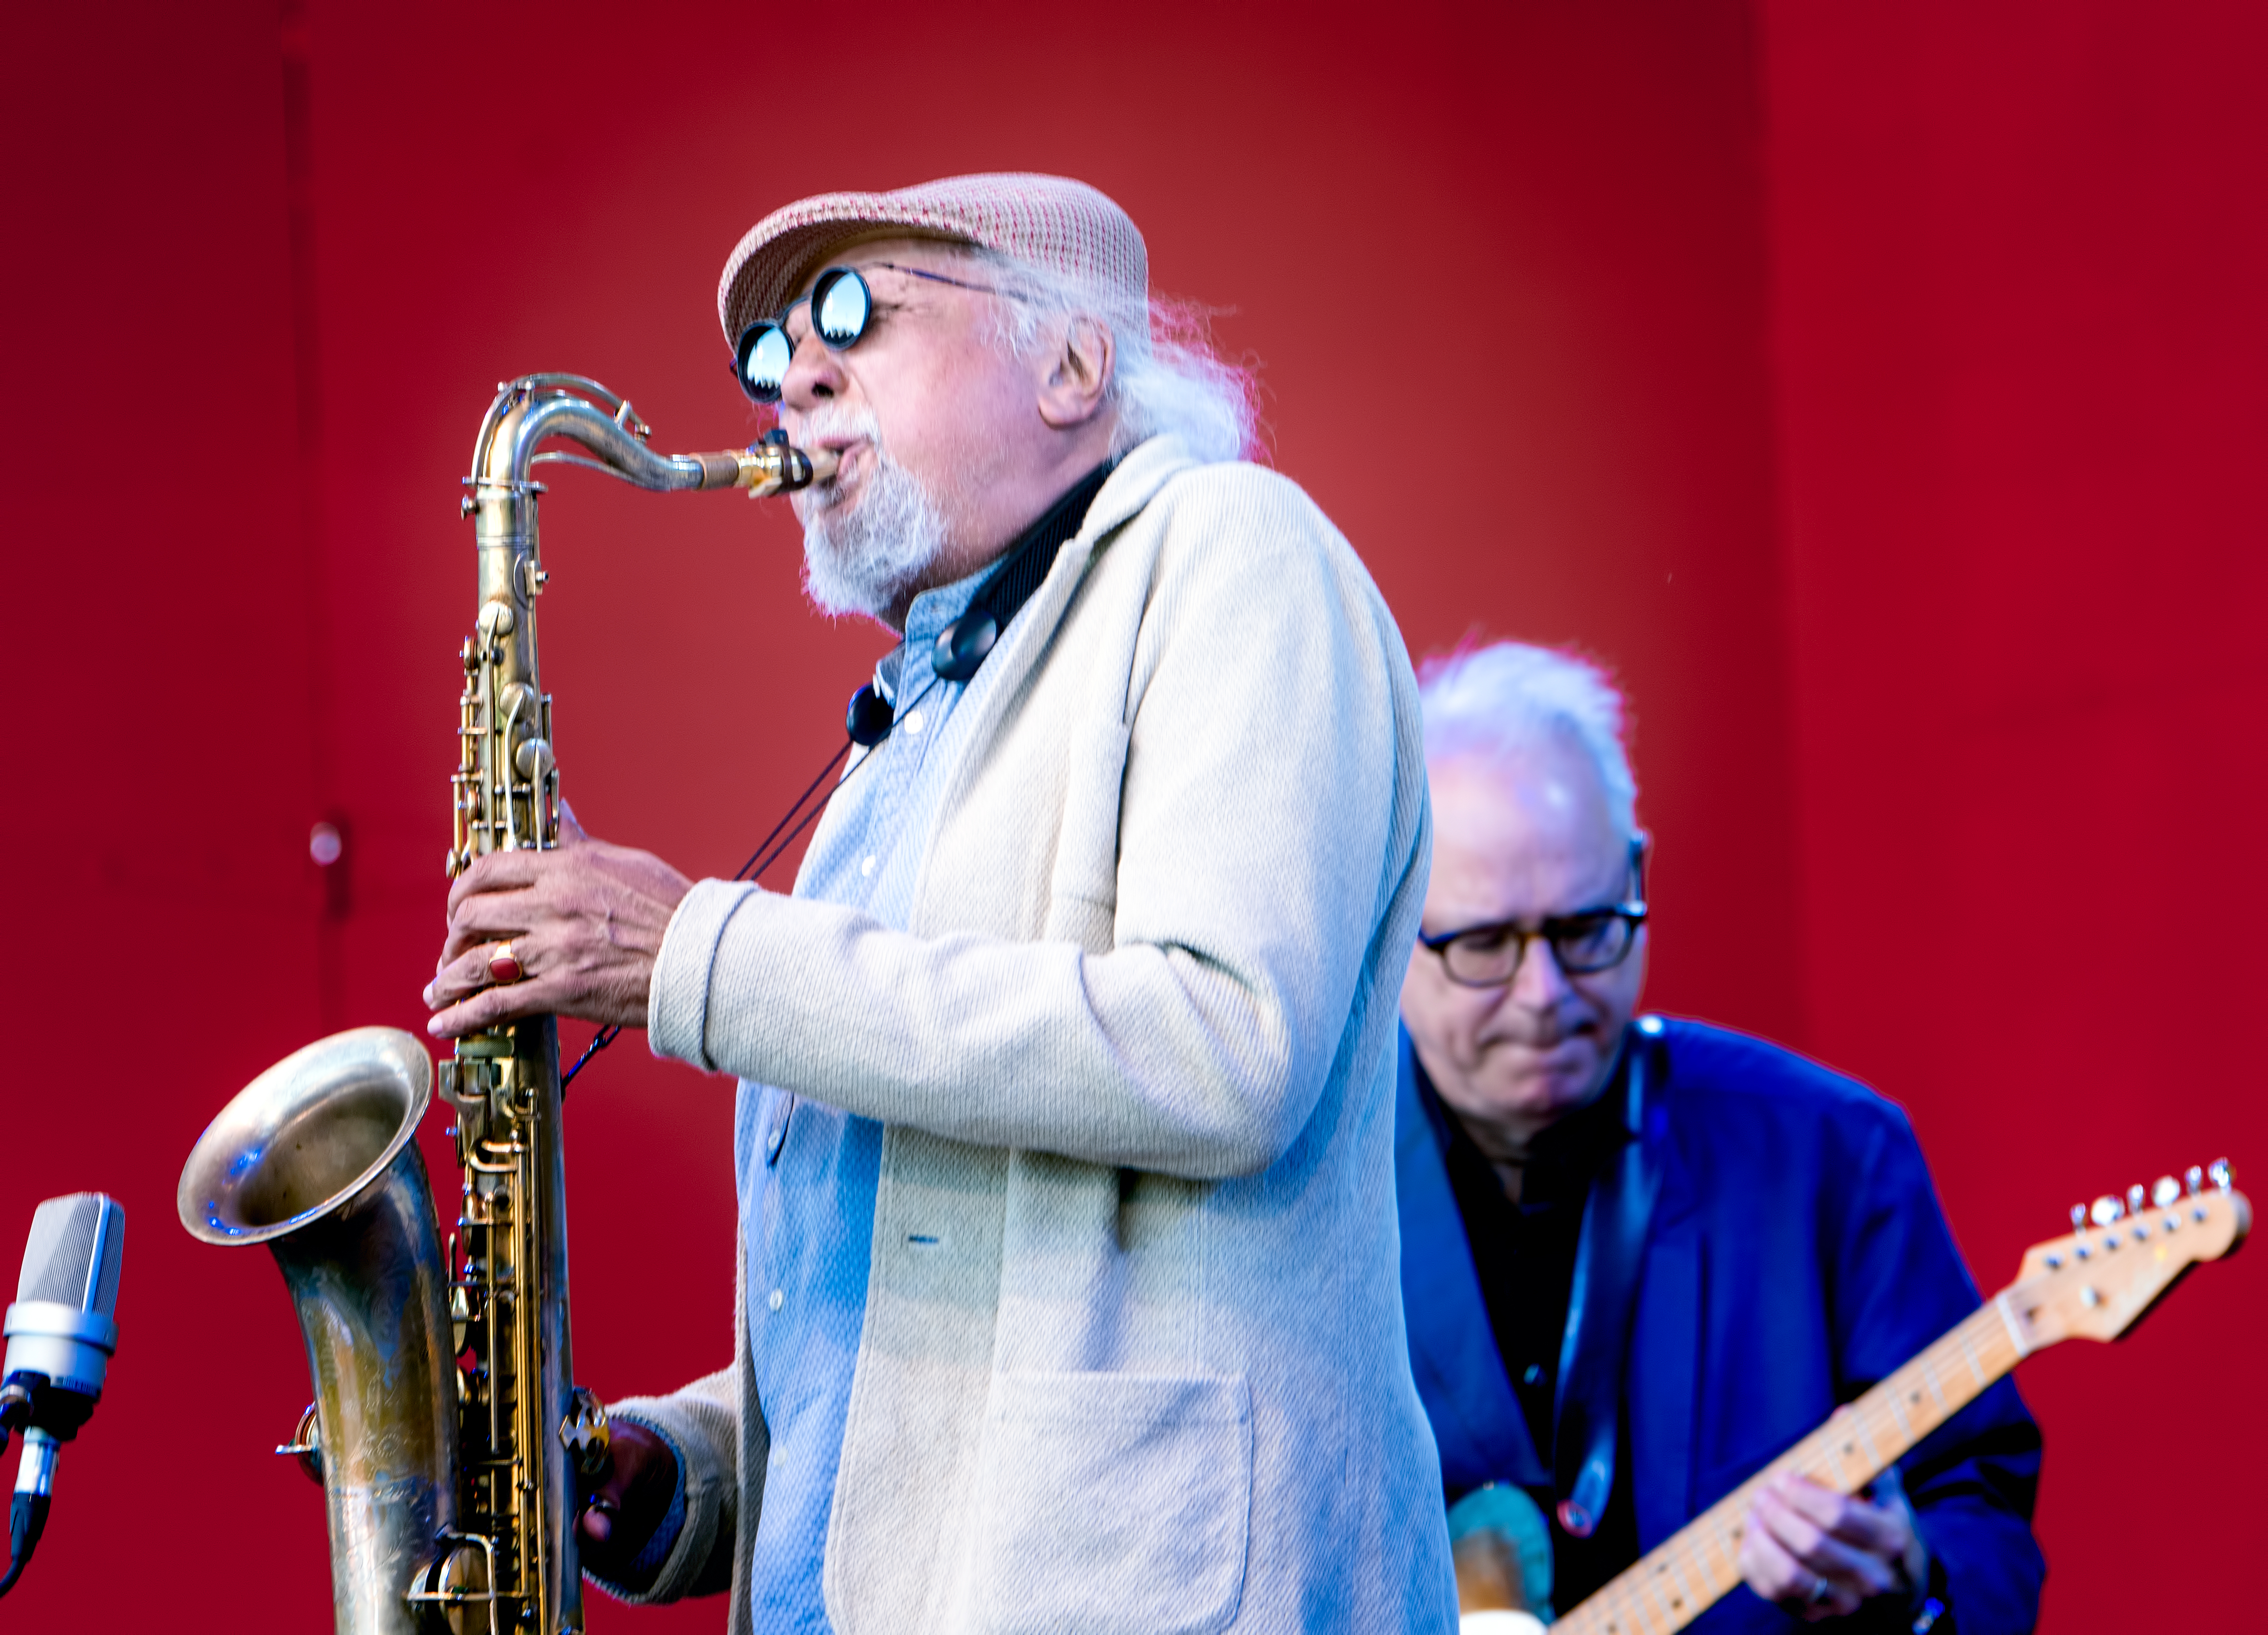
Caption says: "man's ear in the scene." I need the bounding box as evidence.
[1036,314,1114,429]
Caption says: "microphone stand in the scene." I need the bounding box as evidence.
[0,1369,96,1596]
[0,1385,45,1597]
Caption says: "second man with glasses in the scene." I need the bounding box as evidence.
[1396,641,2044,1633]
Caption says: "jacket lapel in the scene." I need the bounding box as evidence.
[1394,1028,1550,1492]
[940,435,1194,742]
[1624,1025,1700,1550]
[1626,1230,1700,1549]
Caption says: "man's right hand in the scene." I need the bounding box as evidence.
[423,800,692,1041]
[577,1419,680,1587]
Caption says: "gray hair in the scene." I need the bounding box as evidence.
[970,249,1259,465]
[1417,641,1639,842]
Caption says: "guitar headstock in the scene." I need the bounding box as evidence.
[2007,1161,2250,1345]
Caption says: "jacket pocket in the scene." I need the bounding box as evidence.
[974,1370,1251,1635]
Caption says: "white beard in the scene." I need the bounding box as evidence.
[789,406,950,620]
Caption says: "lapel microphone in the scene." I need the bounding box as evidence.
[0,1193,124,1598]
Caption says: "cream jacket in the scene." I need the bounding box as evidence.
[612,435,1455,1633]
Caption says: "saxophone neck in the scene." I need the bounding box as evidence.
[465,375,835,514]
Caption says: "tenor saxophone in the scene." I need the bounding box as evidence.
[179,376,832,1634]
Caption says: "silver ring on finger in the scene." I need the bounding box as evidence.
[1808,1576,1832,1607]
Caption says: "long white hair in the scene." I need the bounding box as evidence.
[972,249,1262,464]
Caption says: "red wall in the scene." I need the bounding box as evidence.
[0,0,2250,1625]
[1760,2,2268,1617]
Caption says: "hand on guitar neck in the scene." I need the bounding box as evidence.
[1453,1459,1929,1627]
[1455,1162,2248,1634]
[1737,1455,1928,1621]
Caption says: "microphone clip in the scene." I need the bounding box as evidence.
[0,1377,23,1460]
[0,1375,31,1437]
[0,1370,95,1446]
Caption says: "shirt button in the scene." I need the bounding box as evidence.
[860,854,876,877]
[767,1289,784,1312]
[903,707,925,735]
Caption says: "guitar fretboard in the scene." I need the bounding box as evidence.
[1554,1295,2026,1635]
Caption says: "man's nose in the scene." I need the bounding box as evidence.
[779,328,843,408]
[1507,934,1574,1008]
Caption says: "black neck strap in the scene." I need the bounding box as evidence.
[933,457,1116,682]
[845,458,1116,745]
[1551,1023,1664,1537]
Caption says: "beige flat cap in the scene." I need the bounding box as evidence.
[715,172,1148,343]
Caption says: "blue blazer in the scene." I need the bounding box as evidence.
[1398,1017,2044,1632]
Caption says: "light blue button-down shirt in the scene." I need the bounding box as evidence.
[727,560,999,1630]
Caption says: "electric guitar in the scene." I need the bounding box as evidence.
[1500,1161,2248,1634]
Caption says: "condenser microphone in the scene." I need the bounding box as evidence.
[0,1193,123,1598]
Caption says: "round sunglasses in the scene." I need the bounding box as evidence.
[730,262,1013,404]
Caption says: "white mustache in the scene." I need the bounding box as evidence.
[786,409,949,620]
[786,405,884,510]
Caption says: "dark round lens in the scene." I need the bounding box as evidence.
[1443,927,1523,987]
[1552,915,1634,975]
[736,324,793,402]
[813,268,871,347]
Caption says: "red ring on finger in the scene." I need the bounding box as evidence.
[488,941,525,984]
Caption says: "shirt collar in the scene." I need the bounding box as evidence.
[877,558,991,705]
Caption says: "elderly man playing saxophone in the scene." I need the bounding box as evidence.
[421,174,1456,1633]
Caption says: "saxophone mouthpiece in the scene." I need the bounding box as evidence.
[723,431,838,499]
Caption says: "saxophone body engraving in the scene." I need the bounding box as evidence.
[180,375,830,1633]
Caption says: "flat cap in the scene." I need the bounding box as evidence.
[715,172,1148,343]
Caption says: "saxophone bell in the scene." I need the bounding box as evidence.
[178,1028,462,1635]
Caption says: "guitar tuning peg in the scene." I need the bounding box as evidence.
[2209,1158,2234,1191]
[2186,1165,2205,1197]
[2070,1204,2088,1232]
[2152,1176,2181,1209]
[2126,1184,2146,1215]
[2090,1195,2124,1228]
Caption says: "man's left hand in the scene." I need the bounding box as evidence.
[1738,1462,1928,1622]
[424,801,693,1038]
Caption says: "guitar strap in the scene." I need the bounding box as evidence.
[1551,1021,1665,1536]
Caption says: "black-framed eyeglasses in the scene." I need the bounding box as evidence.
[730,262,1017,404]
[1417,839,1649,988]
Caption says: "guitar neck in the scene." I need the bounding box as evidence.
[1554,1294,2033,1635]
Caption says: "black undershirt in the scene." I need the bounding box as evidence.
[1432,1061,1643,1613]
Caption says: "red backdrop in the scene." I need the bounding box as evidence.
[0,0,2255,1624]
[1760,0,2268,1605]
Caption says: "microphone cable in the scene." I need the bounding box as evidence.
[0,1489,46,1598]
[561,667,947,1089]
